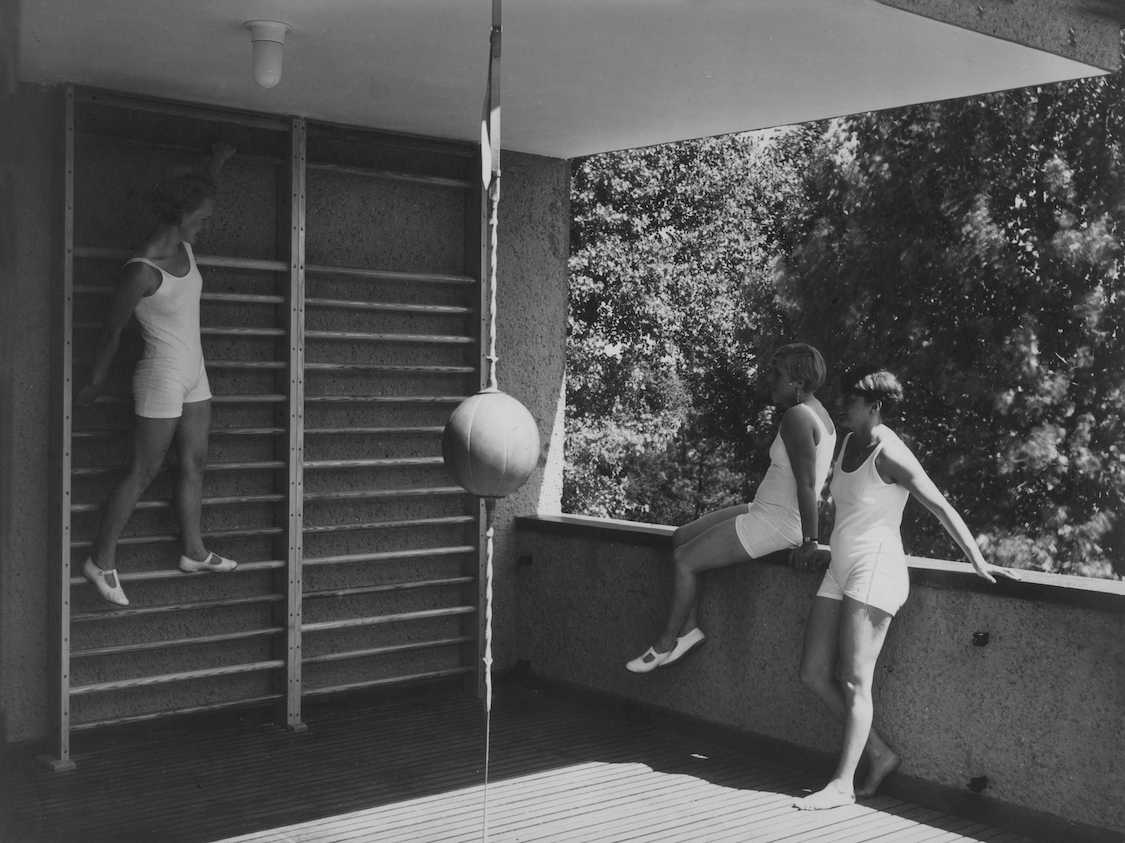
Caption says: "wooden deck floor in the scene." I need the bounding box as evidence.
[2,682,1038,843]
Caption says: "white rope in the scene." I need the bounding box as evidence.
[481,3,502,840]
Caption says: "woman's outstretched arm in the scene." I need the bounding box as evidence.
[878,440,1019,583]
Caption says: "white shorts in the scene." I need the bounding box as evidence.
[734,504,798,559]
[816,540,910,616]
[132,356,211,419]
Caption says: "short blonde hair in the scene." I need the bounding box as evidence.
[773,343,826,392]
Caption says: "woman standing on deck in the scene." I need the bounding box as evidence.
[75,141,238,607]
[794,366,1018,809]
[627,343,836,673]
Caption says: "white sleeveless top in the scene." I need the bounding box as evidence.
[751,402,837,523]
[127,242,205,367]
[829,428,911,562]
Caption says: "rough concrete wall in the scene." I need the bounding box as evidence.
[514,525,1125,836]
[2,83,56,742]
[488,152,570,674]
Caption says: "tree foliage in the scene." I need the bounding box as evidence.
[566,60,1124,579]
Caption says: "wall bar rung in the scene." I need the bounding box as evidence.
[72,593,285,623]
[72,493,286,514]
[303,668,475,697]
[304,363,475,374]
[68,560,284,586]
[304,426,444,436]
[70,525,283,550]
[70,694,285,732]
[302,545,475,567]
[304,576,474,601]
[302,636,473,665]
[304,263,474,285]
[86,393,287,406]
[302,515,474,535]
[304,329,473,344]
[73,247,288,273]
[74,285,286,306]
[71,660,286,695]
[205,360,287,370]
[305,297,472,315]
[303,488,463,503]
[303,605,475,633]
[303,456,443,470]
[71,426,285,440]
[307,161,471,190]
[72,459,286,477]
[74,88,290,131]
[303,396,465,405]
[73,627,284,658]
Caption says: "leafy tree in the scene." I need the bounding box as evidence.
[777,66,1125,578]
[566,56,1125,579]
[566,131,821,523]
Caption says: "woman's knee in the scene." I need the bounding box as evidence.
[178,450,208,480]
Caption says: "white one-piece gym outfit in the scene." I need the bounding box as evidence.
[127,241,211,419]
[734,402,837,558]
[817,429,911,615]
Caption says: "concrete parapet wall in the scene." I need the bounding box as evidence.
[513,514,1125,838]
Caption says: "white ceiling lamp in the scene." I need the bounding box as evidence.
[244,20,292,89]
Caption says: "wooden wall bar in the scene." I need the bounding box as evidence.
[43,88,483,767]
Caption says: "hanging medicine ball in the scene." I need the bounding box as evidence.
[442,388,539,499]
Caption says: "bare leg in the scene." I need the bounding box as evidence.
[669,504,747,636]
[91,415,181,571]
[796,596,896,809]
[174,399,211,562]
[651,514,752,653]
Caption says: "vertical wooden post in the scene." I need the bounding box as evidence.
[39,85,77,771]
[282,116,307,731]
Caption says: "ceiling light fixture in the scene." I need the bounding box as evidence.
[244,20,292,89]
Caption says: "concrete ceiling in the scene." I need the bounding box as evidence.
[18,0,1111,160]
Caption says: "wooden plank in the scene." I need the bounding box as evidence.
[0,686,1042,843]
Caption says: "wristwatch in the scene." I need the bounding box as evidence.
[803,536,818,545]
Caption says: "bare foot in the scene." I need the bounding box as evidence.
[793,780,855,811]
[857,747,900,798]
